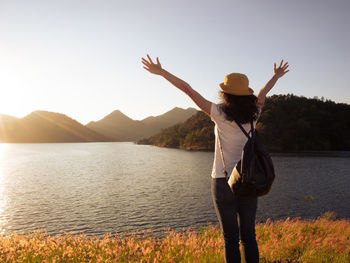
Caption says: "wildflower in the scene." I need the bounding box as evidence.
[296,236,303,244]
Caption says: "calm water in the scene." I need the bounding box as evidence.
[0,142,349,236]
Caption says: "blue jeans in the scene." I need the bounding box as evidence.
[211,178,259,263]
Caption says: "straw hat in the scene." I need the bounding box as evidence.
[219,73,254,96]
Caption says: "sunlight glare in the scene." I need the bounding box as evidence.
[0,143,8,178]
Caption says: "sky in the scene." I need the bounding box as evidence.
[0,0,349,124]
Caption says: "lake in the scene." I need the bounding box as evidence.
[0,142,349,236]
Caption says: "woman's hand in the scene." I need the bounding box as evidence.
[258,59,290,106]
[274,60,289,79]
[141,54,212,116]
[142,54,164,75]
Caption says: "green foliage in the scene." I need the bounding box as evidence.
[259,94,350,151]
[137,111,215,151]
[137,95,350,152]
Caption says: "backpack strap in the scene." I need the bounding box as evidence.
[234,120,254,139]
[250,121,255,137]
[217,130,229,181]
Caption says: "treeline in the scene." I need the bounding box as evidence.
[137,111,215,151]
[137,94,350,152]
[257,94,350,151]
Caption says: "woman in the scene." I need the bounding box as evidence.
[142,55,289,263]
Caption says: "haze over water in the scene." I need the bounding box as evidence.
[0,142,349,236]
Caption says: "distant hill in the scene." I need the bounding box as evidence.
[87,107,197,141]
[137,111,214,151]
[257,94,350,151]
[86,110,148,141]
[137,95,350,152]
[0,111,109,143]
[141,107,198,131]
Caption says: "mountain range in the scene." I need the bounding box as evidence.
[86,107,197,141]
[0,107,197,143]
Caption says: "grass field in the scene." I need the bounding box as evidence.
[0,211,348,262]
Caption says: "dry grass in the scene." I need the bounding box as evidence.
[0,211,348,262]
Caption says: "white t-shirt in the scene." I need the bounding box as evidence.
[210,103,261,178]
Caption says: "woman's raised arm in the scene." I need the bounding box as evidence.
[142,55,211,116]
[257,60,289,106]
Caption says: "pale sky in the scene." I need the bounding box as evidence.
[0,0,349,124]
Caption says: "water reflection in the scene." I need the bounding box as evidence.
[0,142,348,236]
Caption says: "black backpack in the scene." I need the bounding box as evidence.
[218,121,275,197]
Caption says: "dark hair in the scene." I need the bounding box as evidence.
[219,91,259,124]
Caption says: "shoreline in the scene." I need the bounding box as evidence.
[0,212,348,262]
[137,142,350,157]
[2,211,348,238]
[270,151,350,157]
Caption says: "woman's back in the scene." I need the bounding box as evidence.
[210,103,261,178]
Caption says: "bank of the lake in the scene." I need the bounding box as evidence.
[137,142,350,158]
[1,212,348,263]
